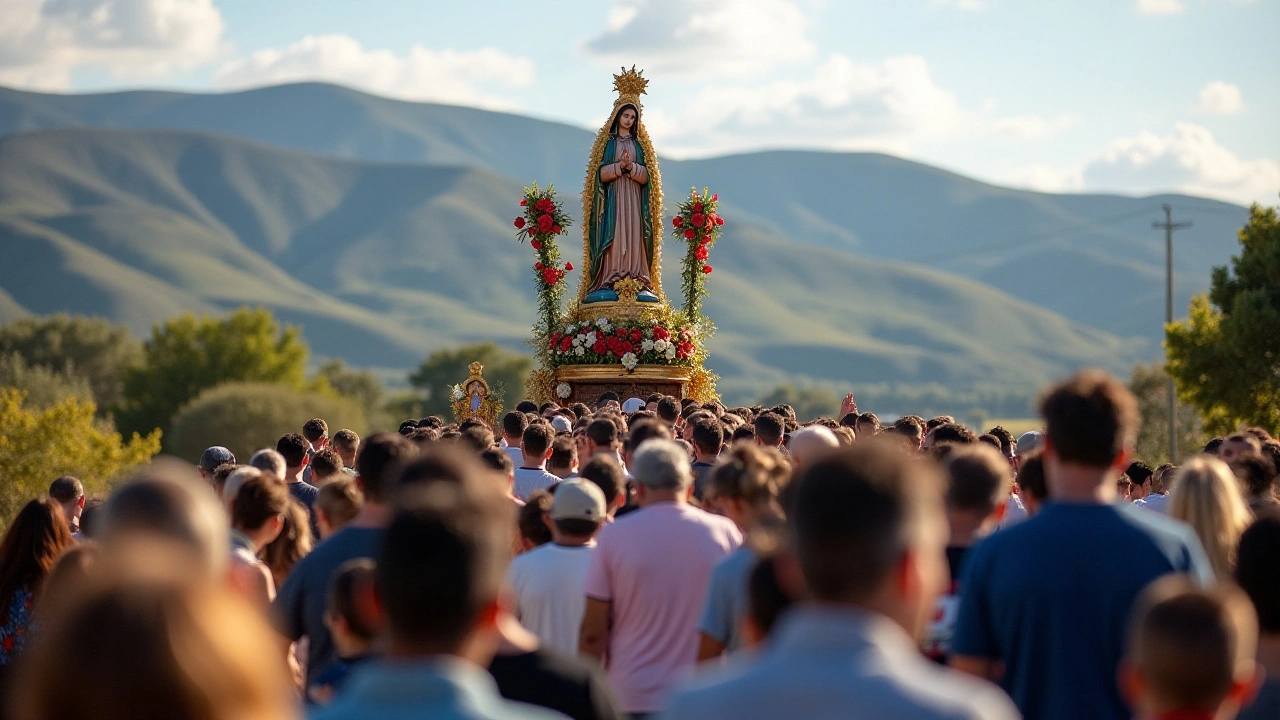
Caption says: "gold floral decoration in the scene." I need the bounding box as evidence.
[525,367,557,405]
[686,364,720,404]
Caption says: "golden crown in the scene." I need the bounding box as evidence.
[612,66,648,107]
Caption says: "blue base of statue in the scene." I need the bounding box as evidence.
[583,288,619,303]
[636,290,660,303]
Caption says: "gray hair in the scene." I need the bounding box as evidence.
[248,449,286,479]
[631,439,693,491]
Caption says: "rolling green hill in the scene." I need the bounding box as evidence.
[0,82,1251,345]
[0,127,1144,401]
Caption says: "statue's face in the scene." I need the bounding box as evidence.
[619,107,636,130]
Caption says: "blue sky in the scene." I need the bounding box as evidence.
[2,0,1275,204]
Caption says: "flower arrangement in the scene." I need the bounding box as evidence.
[670,187,724,322]
[515,183,574,341]
[544,316,703,369]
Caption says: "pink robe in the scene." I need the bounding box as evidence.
[591,135,651,292]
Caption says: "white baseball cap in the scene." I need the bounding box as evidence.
[550,480,607,522]
[622,397,645,413]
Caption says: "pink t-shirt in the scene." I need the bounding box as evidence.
[582,501,742,712]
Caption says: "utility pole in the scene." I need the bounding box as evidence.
[1154,204,1191,462]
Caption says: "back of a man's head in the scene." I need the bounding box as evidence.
[229,470,289,532]
[690,417,724,457]
[631,439,693,492]
[48,476,83,505]
[754,413,785,447]
[586,418,617,451]
[377,461,513,655]
[310,448,345,483]
[625,418,673,455]
[944,445,1010,517]
[354,432,417,504]
[302,417,328,446]
[521,423,554,460]
[101,459,228,579]
[655,397,680,424]
[1231,453,1277,499]
[332,429,360,457]
[1039,369,1139,468]
[248,449,287,479]
[1235,515,1280,635]
[579,454,626,507]
[502,411,529,441]
[548,436,577,473]
[275,433,309,469]
[790,444,944,605]
[1125,576,1258,715]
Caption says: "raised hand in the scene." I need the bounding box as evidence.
[840,392,858,418]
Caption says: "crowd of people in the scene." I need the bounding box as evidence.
[0,369,1277,719]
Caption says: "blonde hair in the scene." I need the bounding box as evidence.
[1169,457,1253,579]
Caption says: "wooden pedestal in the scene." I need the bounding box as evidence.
[555,365,691,406]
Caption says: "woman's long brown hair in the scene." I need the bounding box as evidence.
[0,499,73,606]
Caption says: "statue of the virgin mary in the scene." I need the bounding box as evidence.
[580,67,664,305]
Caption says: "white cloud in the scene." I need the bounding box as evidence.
[1007,165,1085,193]
[0,0,224,89]
[214,35,535,109]
[1136,0,1184,14]
[1196,81,1243,115]
[1084,122,1278,204]
[930,0,989,10]
[582,0,814,76]
[992,113,1080,139]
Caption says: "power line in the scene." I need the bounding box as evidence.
[1154,204,1192,462]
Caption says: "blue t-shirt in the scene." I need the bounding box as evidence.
[273,526,383,679]
[289,479,321,539]
[951,502,1214,720]
[696,547,756,652]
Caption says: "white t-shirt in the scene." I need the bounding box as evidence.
[503,445,524,469]
[505,543,596,655]
[513,466,559,500]
[1137,493,1169,513]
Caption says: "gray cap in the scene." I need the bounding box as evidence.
[550,415,573,433]
[198,446,236,472]
[1015,431,1044,457]
[551,479,607,522]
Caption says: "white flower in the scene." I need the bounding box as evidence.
[574,346,585,356]
[584,331,597,346]
[597,318,609,326]
[665,346,677,360]
[621,352,639,371]
[572,336,583,347]
[653,339,670,353]
[450,385,464,401]
[565,323,576,333]
[556,382,572,399]
[641,339,655,352]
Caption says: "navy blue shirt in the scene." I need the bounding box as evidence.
[273,526,383,679]
[288,479,320,539]
[951,502,1214,720]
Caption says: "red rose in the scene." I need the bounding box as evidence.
[684,228,696,240]
[560,337,572,352]
[565,262,573,271]
[530,239,542,250]
[519,198,527,206]
[543,269,557,284]
[552,224,561,234]
[593,340,606,354]
[514,217,526,229]
[693,202,704,213]
[677,341,694,359]
[654,326,670,341]
[672,216,683,228]
[702,265,713,274]
[695,245,709,261]
[616,328,628,338]
[622,341,633,354]
[631,329,642,341]
[536,198,553,212]
[537,214,554,233]
[534,261,543,270]
[716,215,725,226]
[691,213,705,227]
[712,194,718,201]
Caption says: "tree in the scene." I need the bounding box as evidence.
[408,343,532,418]
[1128,362,1211,465]
[0,353,95,410]
[0,388,160,524]
[1166,202,1280,434]
[758,384,840,423]
[166,382,368,465]
[0,314,141,408]
[314,359,385,420]
[115,308,308,440]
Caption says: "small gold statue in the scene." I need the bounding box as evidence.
[450,361,503,429]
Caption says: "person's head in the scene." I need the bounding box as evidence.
[732,424,756,445]
[197,447,235,479]
[547,435,578,479]
[102,460,228,581]
[1121,576,1260,719]
[594,391,620,411]
[788,426,839,473]
[1203,436,1225,455]
[332,429,360,467]
[260,498,313,588]
[923,422,977,450]
[1016,452,1048,516]
[753,412,785,448]
[943,445,1011,544]
[631,440,694,504]
[655,396,680,426]
[502,411,529,443]
[1236,515,1280,637]
[325,558,381,657]
[704,444,791,529]
[1127,461,1155,500]
[354,432,418,505]
[789,443,947,638]
[623,418,674,468]
[247,449,286,480]
[228,470,288,546]
[520,423,554,467]
[0,498,72,606]
[743,552,798,648]
[1219,433,1262,464]
[47,475,85,527]
[1039,370,1139,485]
[578,454,627,517]
[315,478,363,541]
[517,490,554,551]
[275,433,309,471]
[1230,453,1277,501]
[302,417,328,450]
[855,413,881,438]
[209,463,238,498]
[77,498,105,540]
[309,448,345,485]
[690,417,724,460]
[376,464,514,661]
[610,103,640,135]
[548,480,607,544]
[1152,463,1177,496]
[477,447,516,496]
[457,424,494,454]
[1169,457,1253,579]
[892,416,925,448]
[15,575,297,720]
[398,419,419,436]
[986,426,1016,458]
